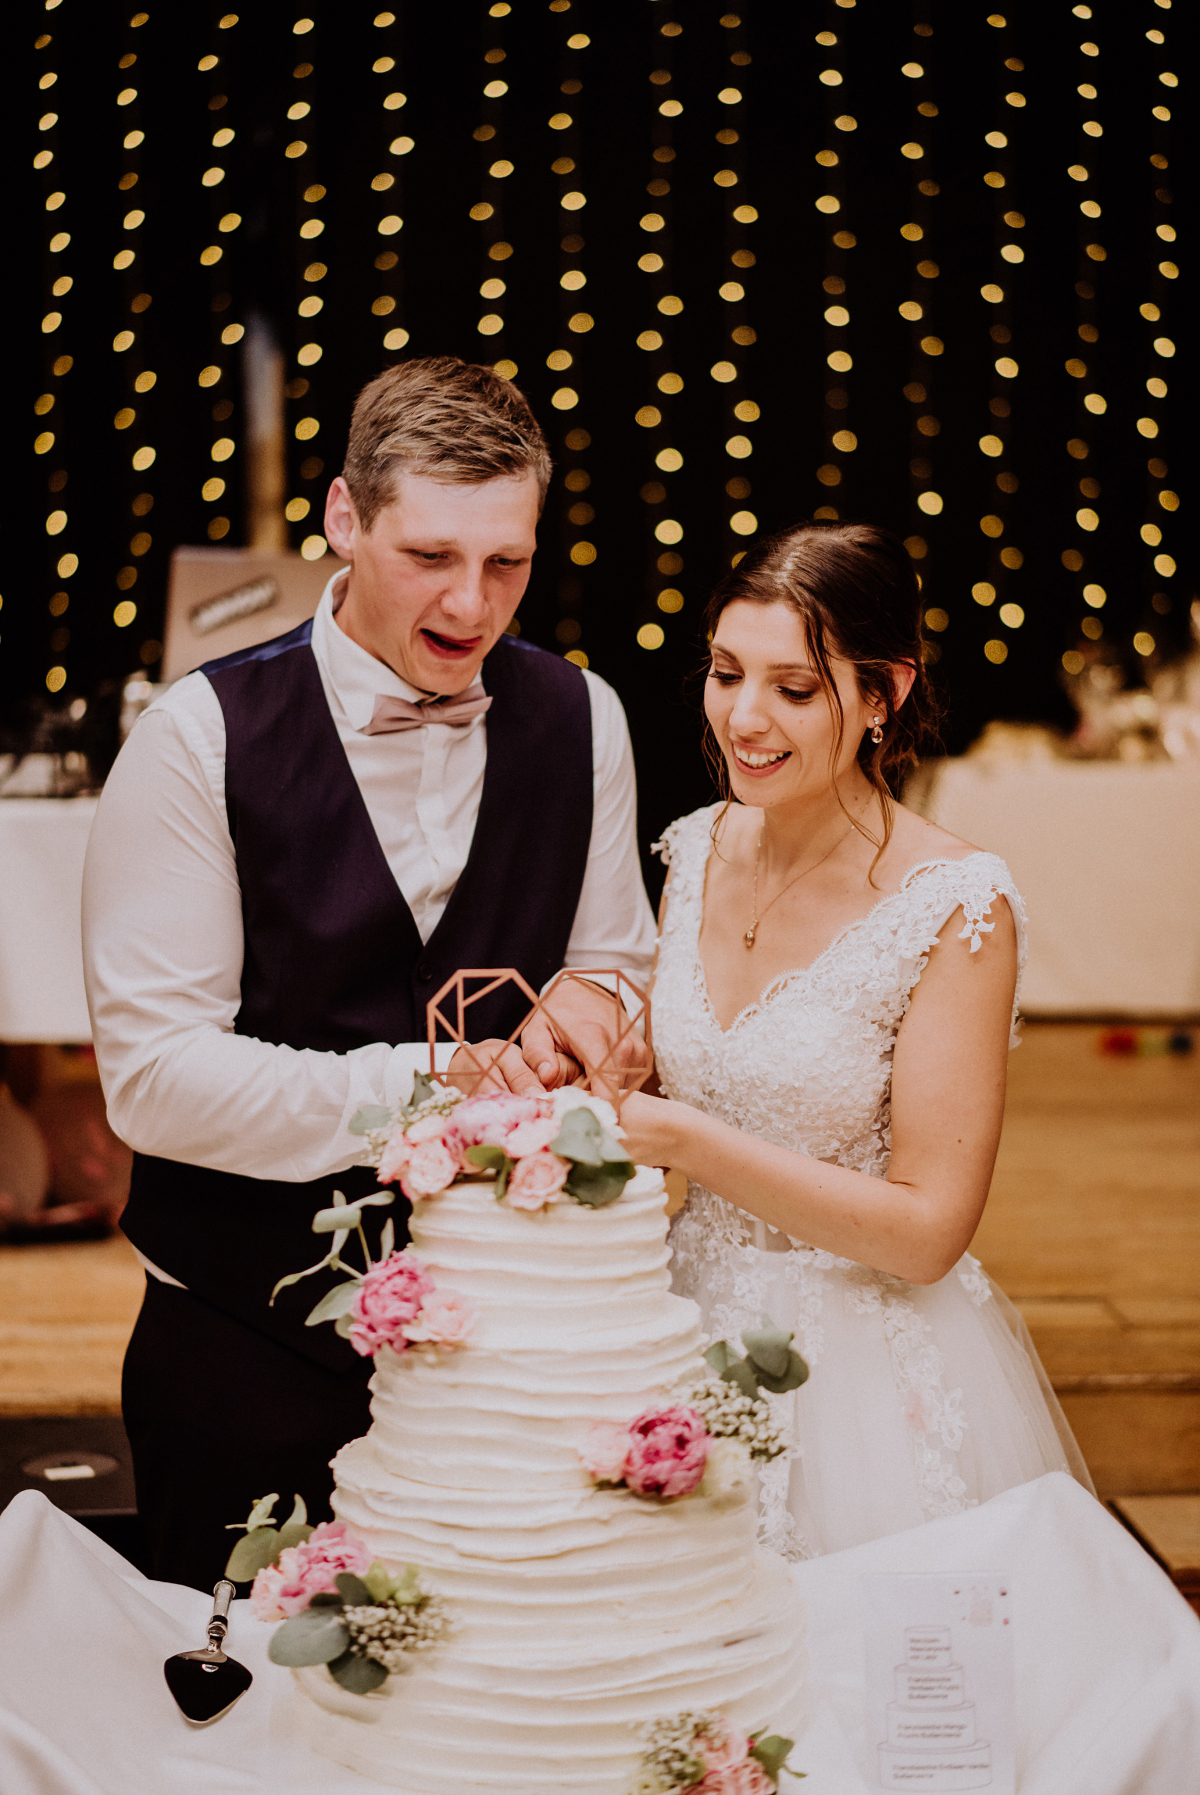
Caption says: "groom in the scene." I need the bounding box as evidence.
[82,355,656,1588]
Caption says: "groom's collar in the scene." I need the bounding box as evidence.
[313,571,431,733]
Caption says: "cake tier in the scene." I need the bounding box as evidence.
[293,1169,808,1791]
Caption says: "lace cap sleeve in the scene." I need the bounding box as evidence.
[901,853,1027,1047]
[652,804,721,870]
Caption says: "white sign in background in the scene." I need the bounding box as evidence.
[863,1572,1015,1794]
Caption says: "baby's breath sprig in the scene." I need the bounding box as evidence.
[343,1593,449,1673]
[681,1375,786,1463]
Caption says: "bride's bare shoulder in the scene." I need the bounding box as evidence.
[882,803,985,870]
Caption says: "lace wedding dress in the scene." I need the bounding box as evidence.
[653,804,1093,1562]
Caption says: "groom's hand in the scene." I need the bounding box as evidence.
[520,979,652,1095]
[447,1039,550,1097]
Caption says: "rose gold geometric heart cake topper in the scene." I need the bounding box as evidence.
[426,967,651,1114]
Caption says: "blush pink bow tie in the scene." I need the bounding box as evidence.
[360,684,493,736]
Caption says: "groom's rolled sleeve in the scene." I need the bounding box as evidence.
[81,683,439,1184]
[563,671,657,984]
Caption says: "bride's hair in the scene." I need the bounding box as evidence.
[702,518,940,863]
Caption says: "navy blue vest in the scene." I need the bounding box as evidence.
[121,621,593,1368]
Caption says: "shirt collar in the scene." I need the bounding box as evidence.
[311,570,427,733]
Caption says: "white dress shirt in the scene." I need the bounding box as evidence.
[82,573,656,1196]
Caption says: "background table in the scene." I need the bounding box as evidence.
[913,760,1200,1017]
[0,799,96,1043]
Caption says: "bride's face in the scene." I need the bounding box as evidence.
[705,599,879,807]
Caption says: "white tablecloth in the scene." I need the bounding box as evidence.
[3,1475,1199,1795]
[0,799,96,1043]
[916,760,1200,1016]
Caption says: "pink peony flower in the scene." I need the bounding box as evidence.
[349,1250,435,1356]
[688,1763,774,1795]
[402,1287,476,1346]
[696,1719,754,1771]
[506,1150,570,1210]
[623,1405,712,1500]
[579,1420,632,1484]
[400,1139,460,1201]
[376,1128,413,1186]
[405,1111,453,1145]
[248,1520,371,1620]
[450,1092,548,1150]
[503,1116,561,1159]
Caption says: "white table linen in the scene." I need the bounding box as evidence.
[0,798,96,1043]
[916,759,1200,1016]
[3,1474,1198,1795]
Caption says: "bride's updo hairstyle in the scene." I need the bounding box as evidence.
[703,518,939,848]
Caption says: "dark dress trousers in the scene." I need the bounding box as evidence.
[121,620,593,1587]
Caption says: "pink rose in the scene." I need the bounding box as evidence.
[248,1521,371,1620]
[400,1139,460,1201]
[402,1287,476,1346]
[687,1764,774,1795]
[623,1405,712,1500]
[450,1093,547,1149]
[579,1420,632,1484]
[506,1150,570,1211]
[349,1250,435,1356]
[377,1128,413,1186]
[697,1719,754,1771]
[503,1116,561,1158]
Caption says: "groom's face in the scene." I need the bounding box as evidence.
[326,469,540,693]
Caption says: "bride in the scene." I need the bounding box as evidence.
[618,519,1093,1560]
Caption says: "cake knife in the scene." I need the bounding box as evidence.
[164,1579,253,1724]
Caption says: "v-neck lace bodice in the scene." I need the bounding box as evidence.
[653,804,1026,1182]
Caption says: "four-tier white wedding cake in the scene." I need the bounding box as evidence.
[287,1167,807,1792]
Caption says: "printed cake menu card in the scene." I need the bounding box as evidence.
[862,1571,1014,1793]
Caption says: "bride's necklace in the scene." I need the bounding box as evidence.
[743,811,864,949]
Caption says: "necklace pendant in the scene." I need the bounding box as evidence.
[743,926,756,949]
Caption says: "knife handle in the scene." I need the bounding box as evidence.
[208,1578,236,1645]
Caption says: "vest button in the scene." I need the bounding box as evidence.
[416,959,433,982]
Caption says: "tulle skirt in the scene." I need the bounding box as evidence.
[669,1195,1094,1561]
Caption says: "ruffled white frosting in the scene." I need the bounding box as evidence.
[289,1168,808,1792]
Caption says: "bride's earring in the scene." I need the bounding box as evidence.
[870,715,885,745]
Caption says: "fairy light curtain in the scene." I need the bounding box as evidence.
[13,0,1192,848]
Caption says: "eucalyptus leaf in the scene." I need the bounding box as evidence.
[223,1526,282,1583]
[389,1563,423,1606]
[348,1105,395,1136]
[465,1144,508,1172]
[723,1357,761,1400]
[363,1561,394,1604]
[282,1493,308,1531]
[275,1521,314,1552]
[550,1107,606,1167]
[312,1205,355,1233]
[308,1591,344,1607]
[267,1608,351,1667]
[305,1279,362,1327]
[379,1217,395,1261]
[564,1160,634,1207]
[410,1070,437,1108]
[224,1491,279,1534]
[704,1341,739,1379]
[334,1310,356,1339]
[335,1572,372,1606]
[328,1649,388,1694]
[494,1158,511,1200]
[742,1334,792,1380]
[752,1348,809,1395]
[749,1734,798,1781]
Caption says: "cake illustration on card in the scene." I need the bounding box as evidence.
[878,1623,992,1791]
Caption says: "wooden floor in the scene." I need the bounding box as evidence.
[2,1024,1199,1495]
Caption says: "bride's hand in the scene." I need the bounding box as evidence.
[615,1090,681,1169]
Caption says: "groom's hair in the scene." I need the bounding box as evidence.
[344,356,552,531]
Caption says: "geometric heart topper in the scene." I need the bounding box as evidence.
[426,967,652,1115]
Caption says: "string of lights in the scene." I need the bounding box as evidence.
[369,8,410,370]
[35,0,77,698]
[196,11,245,558]
[283,14,332,563]
[1057,1,1112,674]
[1137,3,1177,659]
[713,11,759,575]
[897,14,945,647]
[814,2,858,517]
[473,0,516,383]
[631,2,684,661]
[543,0,594,670]
[969,10,1028,672]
